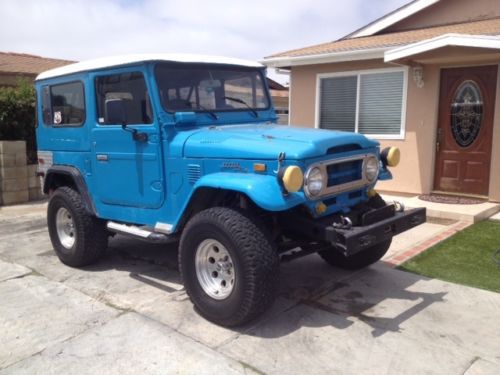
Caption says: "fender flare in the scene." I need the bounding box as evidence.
[192,172,304,211]
[44,165,97,215]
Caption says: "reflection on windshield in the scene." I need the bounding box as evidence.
[155,63,270,113]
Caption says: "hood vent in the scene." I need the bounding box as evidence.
[187,164,202,184]
[326,144,361,155]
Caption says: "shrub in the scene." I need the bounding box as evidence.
[0,79,37,163]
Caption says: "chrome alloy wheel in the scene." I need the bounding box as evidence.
[55,207,75,249]
[195,239,235,300]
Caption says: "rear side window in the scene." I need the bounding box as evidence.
[95,72,152,125]
[42,81,86,126]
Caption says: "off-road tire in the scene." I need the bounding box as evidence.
[47,186,108,267]
[318,193,392,270]
[179,207,279,327]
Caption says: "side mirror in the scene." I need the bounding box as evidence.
[105,98,127,124]
[105,98,148,142]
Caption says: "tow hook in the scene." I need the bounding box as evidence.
[393,200,405,212]
[333,216,352,230]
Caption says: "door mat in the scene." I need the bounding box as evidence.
[418,194,486,205]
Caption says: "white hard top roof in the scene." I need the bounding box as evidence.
[35,53,264,81]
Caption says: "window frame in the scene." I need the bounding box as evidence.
[154,62,272,114]
[315,67,408,140]
[93,69,154,127]
[42,80,86,127]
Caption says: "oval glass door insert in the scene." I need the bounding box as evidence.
[450,80,483,147]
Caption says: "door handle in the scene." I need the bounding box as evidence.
[436,142,440,153]
[96,154,108,161]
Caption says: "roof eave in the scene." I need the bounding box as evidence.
[384,33,500,62]
[347,0,440,39]
[261,47,389,69]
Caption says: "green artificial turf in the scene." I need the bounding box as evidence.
[399,220,500,293]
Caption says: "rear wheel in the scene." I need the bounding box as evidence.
[319,193,392,270]
[47,186,108,267]
[179,207,279,327]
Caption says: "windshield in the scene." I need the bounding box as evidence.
[155,63,270,113]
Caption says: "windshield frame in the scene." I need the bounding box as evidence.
[154,62,272,115]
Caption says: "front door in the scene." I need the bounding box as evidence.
[91,69,164,209]
[434,65,497,196]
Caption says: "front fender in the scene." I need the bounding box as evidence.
[193,172,305,211]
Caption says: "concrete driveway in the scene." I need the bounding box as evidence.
[1,202,499,374]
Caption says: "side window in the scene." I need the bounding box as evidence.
[95,72,152,125]
[41,81,85,126]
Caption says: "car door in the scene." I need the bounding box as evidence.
[90,68,164,208]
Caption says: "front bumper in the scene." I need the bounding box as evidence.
[281,206,426,257]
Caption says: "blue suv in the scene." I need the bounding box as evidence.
[35,54,425,326]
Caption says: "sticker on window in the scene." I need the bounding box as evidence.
[54,111,62,125]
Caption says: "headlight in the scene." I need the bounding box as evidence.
[364,156,379,182]
[305,167,324,197]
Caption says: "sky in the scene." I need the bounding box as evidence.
[0,0,409,84]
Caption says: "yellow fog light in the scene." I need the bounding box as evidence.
[282,166,304,193]
[381,147,400,167]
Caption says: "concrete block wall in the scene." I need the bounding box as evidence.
[0,141,43,205]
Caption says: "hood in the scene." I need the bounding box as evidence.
[183,124,379,160]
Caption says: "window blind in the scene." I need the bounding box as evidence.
[358,71,404,135]
[319,76,357,132]
[318,70,404,137]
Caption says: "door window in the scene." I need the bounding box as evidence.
[450,80,483,147]
[95,72,153,125]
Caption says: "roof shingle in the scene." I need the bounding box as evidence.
[266,18,500,59]
[0,52,74,75]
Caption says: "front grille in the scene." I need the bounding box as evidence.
[326,160,362,187]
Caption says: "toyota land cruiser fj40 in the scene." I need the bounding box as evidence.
[35,54,426,326]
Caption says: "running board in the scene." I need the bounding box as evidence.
[106,221,175,243]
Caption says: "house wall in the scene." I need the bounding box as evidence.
[289,58,500,200]
[290,59,440,195]
[385,0,500,33]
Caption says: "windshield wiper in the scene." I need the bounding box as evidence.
[186,101,218,120]
[222,96,258,118]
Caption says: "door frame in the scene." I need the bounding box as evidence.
[433,64,498,197]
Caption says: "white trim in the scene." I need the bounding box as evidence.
[36,53,263,80]
[261,48,387,69]
[314,67,408,140]
[348,0,440,38]
[288,71,293,126]
[385,34,500,62]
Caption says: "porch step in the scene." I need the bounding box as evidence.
[381,194,500,223]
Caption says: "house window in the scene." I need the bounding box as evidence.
[317,69,406,139]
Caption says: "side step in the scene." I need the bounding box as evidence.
[106,221,176,243]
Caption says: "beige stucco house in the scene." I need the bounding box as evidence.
[263,0,500,202]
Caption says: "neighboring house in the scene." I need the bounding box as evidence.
[0,52,74,87]
[263,0,500,201]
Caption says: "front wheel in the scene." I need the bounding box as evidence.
[47,186,108,267]
[179,207,279,327]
